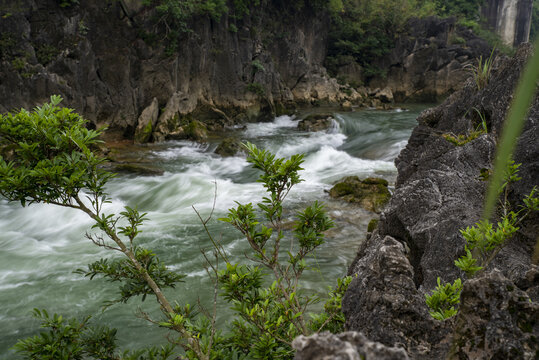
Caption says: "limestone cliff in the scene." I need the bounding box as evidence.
[368,17,492,102]
[481,0,534,47]
[0,0,359,140]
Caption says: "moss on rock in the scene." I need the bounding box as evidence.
[329,176,391,213]
[215,137,243,157]
[134,120,152,144]
[367,218,379,233]
[184,120,208,141]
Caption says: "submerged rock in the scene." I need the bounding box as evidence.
[293,331,409,360]
[329,176,391,213]
[298,113,334,132]
[107,163,164,176]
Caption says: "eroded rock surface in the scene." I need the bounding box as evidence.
[293,331,409,360]
[342,44,538,359]
[449,270,539,360]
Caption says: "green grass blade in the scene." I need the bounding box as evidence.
[482,38,539,221]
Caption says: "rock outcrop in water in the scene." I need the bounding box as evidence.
[338,44,538,359]
[329,176,391,213]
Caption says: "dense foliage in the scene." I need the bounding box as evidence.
[2,97,350,359]
[325,0,490,80]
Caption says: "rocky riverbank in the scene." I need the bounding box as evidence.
[297,44,538,359]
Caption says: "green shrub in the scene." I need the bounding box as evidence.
[425,278,462,321]
[246,82,265,97]
[426,162,538,320]
[36,44,59,65]
[13,309,176,360]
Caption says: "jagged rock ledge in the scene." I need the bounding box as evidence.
[298,44,538,359]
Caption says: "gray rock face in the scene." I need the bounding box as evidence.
[481,0,534,47]
[343,235,452,358]
[0,0,359,137]
[343,44,538,359]
[369,17,491,102]
[293,331,409,360]
[449,270,539,360]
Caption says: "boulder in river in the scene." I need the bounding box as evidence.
[298,113,334,132]
[329,176,391,213]
[215,137,243,157]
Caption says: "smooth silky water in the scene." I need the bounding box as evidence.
[0,105,428,357]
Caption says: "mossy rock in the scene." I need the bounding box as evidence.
[111,163,164,176]
[329,176,391,213]
[367,218,379,232]
[215,137,243,157]
[184,120,208,141]
[134,121,152,144]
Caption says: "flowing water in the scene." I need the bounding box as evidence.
[0,105,428,357]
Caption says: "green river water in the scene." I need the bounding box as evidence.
[0,105,429,358]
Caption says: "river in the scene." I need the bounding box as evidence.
[0,105,428,358]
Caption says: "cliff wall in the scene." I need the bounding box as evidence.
[481,0,534,47]
[0,0,356,139]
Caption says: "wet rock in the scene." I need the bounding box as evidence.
[184,120,208,141]
[329,176,391,213]
[215,137,243,157]
[293,331,409,360]
[134,97,159,144]
[298,113,334,132]
[166,120,208,142]
[449,270,539,360]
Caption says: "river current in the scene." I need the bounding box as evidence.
[0,105,427,357]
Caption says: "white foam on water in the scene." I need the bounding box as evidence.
[379,139,408,161]
[243,115,298,137]
[150,141,209,160]
[272,132,347,158]
[301,146,395,185]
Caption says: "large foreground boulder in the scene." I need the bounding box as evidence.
[342,44,538,359]
[449,270,539,359]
